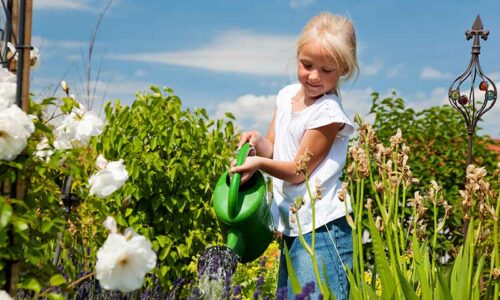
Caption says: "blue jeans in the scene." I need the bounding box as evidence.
[277,216,353,300]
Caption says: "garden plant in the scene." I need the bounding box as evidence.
[1,65,499,299]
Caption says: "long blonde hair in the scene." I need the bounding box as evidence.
[296,12,359,85]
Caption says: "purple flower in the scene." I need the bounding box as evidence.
[276,286,288,300]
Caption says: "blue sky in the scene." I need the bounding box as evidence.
[31,0,500,137]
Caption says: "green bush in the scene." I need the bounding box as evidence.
[1,86,238,295]
[94,86,238,288]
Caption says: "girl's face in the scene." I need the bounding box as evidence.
[297,40,341,101]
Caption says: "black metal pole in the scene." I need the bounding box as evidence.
[14,0,25,108]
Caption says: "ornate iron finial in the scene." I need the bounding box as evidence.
[465,15,489,54]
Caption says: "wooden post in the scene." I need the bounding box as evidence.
[5,0,33,296]
[20,0,32,112]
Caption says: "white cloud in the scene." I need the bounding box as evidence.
[361,60,383,76]
[215,94,276,134]
[111,30,297,76]
[420,66,453,79]
[134,69,146,77]
[290,0,316,8]
[488,71,500,82]
[32,36,86,50]
[480,103,499,137]
[35,0,92,11]
[340,87,376,122]
[409,87,449,111]
[386,63,404,79]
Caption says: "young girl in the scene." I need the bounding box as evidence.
[230,12,358,299]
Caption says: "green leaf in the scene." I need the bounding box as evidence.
[49,274,67,286]
[42,219,56,233]
[367,210,396,299]
[283,243,302,295]
[47,293,66,300]
[396,265,418,300]
[0,200,13,229]
[411,236,432,300]
[435,268,453,300]
[450,218,474,300]
[18,277,42,293]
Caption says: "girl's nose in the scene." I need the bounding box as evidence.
[309,70,320,82]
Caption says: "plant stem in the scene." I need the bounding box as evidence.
[350,180,361,286]
[67,271,96,290]
[431,192,438,284]
[357,178,365,287]
[38,272,96,298]
[492,194,500,300]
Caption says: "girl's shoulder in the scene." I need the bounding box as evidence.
[307,94,355,136]
[276,84,301,102]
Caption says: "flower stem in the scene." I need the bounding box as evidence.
[38,272,96,298]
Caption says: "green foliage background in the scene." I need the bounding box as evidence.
[94,86,238,286]
[0,86,238,294]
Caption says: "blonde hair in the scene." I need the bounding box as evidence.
[296,12,359,84]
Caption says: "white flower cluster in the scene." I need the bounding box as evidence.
[52,102,104,150]
[34,81,105,161]
[96,217,157,293]
[89,155,129,198]
[0,67,35,161]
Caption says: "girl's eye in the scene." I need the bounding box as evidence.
[303,63,312,70]
[322,68,334,73]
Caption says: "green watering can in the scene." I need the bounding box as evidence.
[213,143,273,263]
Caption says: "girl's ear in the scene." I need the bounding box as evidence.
[341,66,349,76]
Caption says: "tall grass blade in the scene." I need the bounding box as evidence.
[395,265,417,300]
[434,268,453,300]
[411,235,432,300]
[321,260,334,300]
[346,268,363,300]
[367,210,396,299]
[471,254,485,300]
[283,243,302,295]
[450,218,474,300]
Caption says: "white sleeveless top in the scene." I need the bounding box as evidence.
[271,84,354,236]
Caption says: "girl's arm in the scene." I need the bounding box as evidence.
[231,122,341,184]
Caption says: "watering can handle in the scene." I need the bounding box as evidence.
[228,143,254,218]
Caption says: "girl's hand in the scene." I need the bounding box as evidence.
[229,156,261,185]
[238,130,262,151]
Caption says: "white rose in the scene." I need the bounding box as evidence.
[34,137,54,161]
[0,67,16,108]
[103,216,118,233]
[54,102,104,148]
[96,225,157,293]
[0,105,35,161]
[74,110,104,145]
[0,290,13,300]
[89,156,128,198]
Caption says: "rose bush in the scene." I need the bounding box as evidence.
[1,82,237,297]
